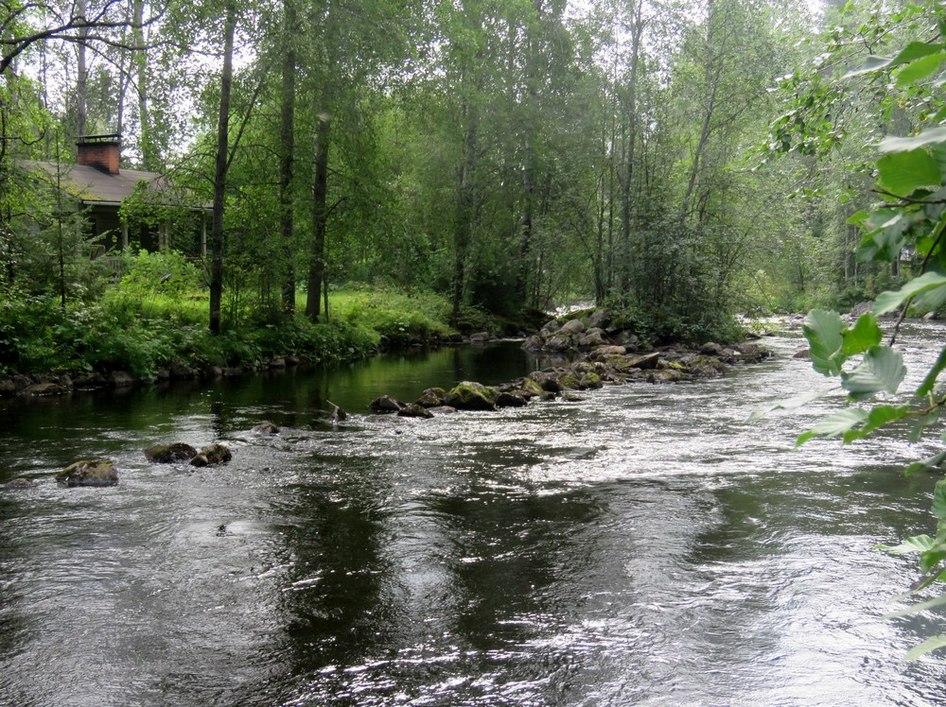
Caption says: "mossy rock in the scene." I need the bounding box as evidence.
[518,377,545,398]
[557,372,580,389]
[528,372,561,393]
[56,459,118,487]
[144,442,198,463]
[444,381,498,411]
[575,372,603,390]
[190,443,232,467]
[415,387,446,408]
[369,395,404,413]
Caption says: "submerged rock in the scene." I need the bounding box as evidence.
[369,395,404,414]
[398,403,434,419]
[528,371,562,393]
[444,381,498,411]
[190,443,232,468]
[19,381,68,397]
[252,421,280,434]
[56,459,118,487]
[415,387,446,408]
[4,477,36,490]
[110,371,135,387]
[144,442,198,463]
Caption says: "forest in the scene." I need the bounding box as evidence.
[1,0,913,378]
[6,0,946,700]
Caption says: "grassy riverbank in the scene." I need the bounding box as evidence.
[0,253,490,381]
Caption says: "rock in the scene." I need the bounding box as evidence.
[56,459,118,487]
[9,374,32,391]
[4,477,36,490]
[685,354,728,378]
[540,319,561,337]
[544,334,570,351]
[269,357,287,368]
[329,403,347,422]
[155,368,170,381]
[190,443,232,467]
[578,328,607,348]
[208,366,223,378]
[522,335,544,351]
[587,309,611,329]
[252,421,280,434]
[469,331,490,343]
[625,352,661,370]
[562,393,583,402]
[110,371,135,387]
[429,405,458,414]
[495,392,528,408]
[73,371,107,389]
[223,366,243,378]
[529,371,562,393]
[144,442,198,463]
[285,355,300,366]
[415,387,446,408]
[444,381,498,411]
[649,369,687,383]
[733,342,770,363]
[540,392,558,401]
[0,379,16,396]
[924,311,939,321]
[592,345,626,359]
[518,377,545,399]
[558,318,586,336]
[575,372,603,390]
[398,403,434,419]
[793,348,810,359]
[169,361,196,380]
[19,381,68,397]
[557,371,580,389]
[700,342,725,356]
[369,395,403,413]
[617,331,640,348]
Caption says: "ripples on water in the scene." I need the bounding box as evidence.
[1,323,946,704]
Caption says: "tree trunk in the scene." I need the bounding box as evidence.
[450,106,478,324]
[278,0,297,314]
[209,0,236,335]
[619,3,643,299]
[75,0,88,137]
[132,0,156,169]
[305,111,331,320]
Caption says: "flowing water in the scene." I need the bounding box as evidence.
[2,323,946,705]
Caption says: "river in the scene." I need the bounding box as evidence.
[1,322,945,705]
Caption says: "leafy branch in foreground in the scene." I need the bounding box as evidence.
[778,2,946,660]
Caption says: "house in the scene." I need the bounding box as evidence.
[22,134,209,255]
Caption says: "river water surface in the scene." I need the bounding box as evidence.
[2,323,946,705]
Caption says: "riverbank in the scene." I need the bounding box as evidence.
[0,283,522,399]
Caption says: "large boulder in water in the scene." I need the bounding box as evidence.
[625,352,660,370]
[444,381,498,411]
[415,387,446,408]
[517,377,545,399]
[144,442,198,463]
[252,421,280,435]
[56,459,118,487]
[528,371,561,393]
[369,395,403,414]
[190,443,232,467]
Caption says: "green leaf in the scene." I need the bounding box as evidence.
[802,309,845,375]
[880,534,935,554]
[934,479,946,520]
[874,271,946,314]
[877,149,943,197]
[841,314,882,357]
[905,450,946,475]
[842,55,892,79]
[841,346,906,400]
[842,404,911,442]
[889,41,945,69]
[888,592,946,618]
[906,635,946,661]
[895,51,946,87]
[879,127,946,154]
[796,408,868,446]
[917,346,946,396]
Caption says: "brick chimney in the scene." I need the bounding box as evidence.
[76,134,121,175]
